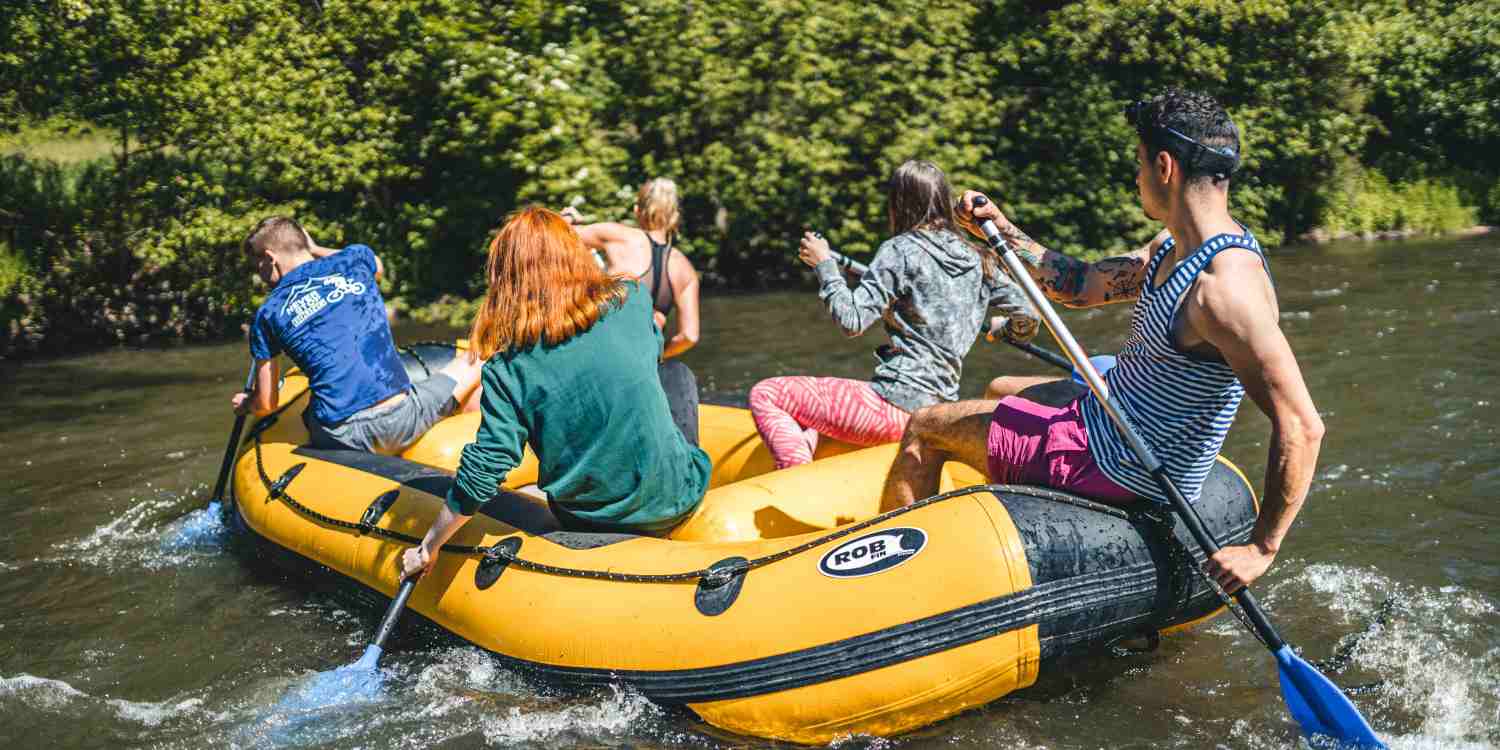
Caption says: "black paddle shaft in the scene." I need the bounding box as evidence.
[970,195,1289,653]
[822,246,1073,374]
[372,577,419,651]
[210,366,257,506]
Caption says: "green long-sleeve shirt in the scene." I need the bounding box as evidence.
[446,281,711,531]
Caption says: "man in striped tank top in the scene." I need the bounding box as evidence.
[881,89,1325,594]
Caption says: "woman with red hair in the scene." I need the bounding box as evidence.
[400,207,711,580]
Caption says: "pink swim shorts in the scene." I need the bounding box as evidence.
[985,396,1137,503]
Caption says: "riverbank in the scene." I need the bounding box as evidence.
[1299,224,1495,243]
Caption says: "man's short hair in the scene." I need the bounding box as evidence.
[1126,89,1240,185]
[243,216,310,258]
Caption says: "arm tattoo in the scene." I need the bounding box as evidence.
[1002,225,1044,265]
[1095,256,1147,302]
[1001,223,1088,303]
[1047,254,1088,299]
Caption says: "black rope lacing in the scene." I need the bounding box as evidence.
[246,381,1266,644]
[252,430,1006,585]
[396,341,449,380]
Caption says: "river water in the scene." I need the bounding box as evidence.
[1,235,1496,748]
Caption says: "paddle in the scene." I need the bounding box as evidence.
[263,573,421,732]
[824,246,1073,372]
[970,195,1385,748]
[356,574,420,670]
[209,363,257,511]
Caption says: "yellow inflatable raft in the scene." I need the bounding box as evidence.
[229,343,1258,744]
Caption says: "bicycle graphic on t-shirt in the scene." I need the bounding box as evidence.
[281,274,369,328]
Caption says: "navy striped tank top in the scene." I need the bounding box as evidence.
[1079,229,1267,503]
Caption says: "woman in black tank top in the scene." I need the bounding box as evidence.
[562,178,701,360]
[561,178,703,444]
[636,230,679,318]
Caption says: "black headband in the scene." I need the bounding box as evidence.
[1126,100,1241,180]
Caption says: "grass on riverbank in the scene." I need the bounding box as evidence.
[0,118,116,164]
[1313,165,1481,239]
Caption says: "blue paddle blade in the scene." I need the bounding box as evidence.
[351,644,383,672]
[1274,645,1386,749]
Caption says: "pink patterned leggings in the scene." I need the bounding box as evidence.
[748,376,912,469]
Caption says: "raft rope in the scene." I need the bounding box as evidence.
[248,357,1379,684]
[395,341,443,380]
[248,406,1273,640]
[252,429,1012,587]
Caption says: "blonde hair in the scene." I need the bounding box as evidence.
[468,207,628,358]
[634,177,681,237]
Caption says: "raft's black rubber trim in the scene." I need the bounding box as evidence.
[292,446,456,500]
[289,446,643,550]
[238,497,1181,704]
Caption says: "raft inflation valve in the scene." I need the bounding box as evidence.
[695,557,749,616]
[357,490,401,535]
[267,463,306,500]
[475,537,522,590]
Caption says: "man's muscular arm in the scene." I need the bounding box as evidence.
[959,191,1161,308]
[1186,250,1324,593]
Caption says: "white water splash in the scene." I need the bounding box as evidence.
[160,500,230,553]
[1269,565,1500,749]
[0,673,203,727]
[476,683,657,745]
[409,646,533,719]
[46,491,228,570]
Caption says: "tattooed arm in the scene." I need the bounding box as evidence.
[958,191,1164,308]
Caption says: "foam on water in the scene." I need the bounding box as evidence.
[0,673,204,727]
[1266,565,1500,749]
[199,645,672,749]
[46,489,229,570]
[476,683,657,745]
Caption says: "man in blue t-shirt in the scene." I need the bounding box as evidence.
[232,216,482,454]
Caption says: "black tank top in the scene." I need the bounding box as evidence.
[634,230,676,316]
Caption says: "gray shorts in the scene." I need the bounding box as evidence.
[306,373,459,455]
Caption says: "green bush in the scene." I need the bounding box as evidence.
[1319,165,1476,235]
[0,0,1494,356]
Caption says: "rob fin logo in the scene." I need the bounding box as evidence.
[818,528,927,579]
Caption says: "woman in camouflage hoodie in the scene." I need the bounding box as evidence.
[749,160,1039,468]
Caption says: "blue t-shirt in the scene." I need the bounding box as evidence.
[249,245,411,426]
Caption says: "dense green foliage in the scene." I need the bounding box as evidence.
[1,0,1494,356]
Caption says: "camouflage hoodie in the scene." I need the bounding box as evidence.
[814,228,1038,412]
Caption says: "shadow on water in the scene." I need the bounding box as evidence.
[1,360,221,423]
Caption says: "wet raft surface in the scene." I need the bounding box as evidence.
[1,235,1498,748]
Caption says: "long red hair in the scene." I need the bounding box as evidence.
[469,207,628,359]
